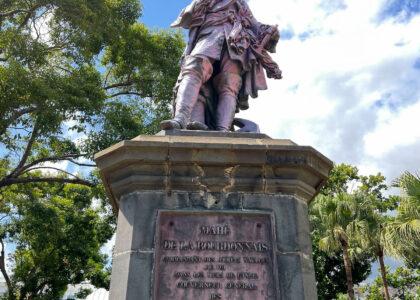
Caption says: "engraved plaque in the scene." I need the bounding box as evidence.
[153,211,278,300]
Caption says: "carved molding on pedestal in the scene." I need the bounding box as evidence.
[94,130,333,212]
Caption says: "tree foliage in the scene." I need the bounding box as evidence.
[361,266,420,299]
[311,164,375,299]
[311,193,366,299]
[0,0,184,190]
[312,235,371,300]
[312,165,420,299]
[348,171,399,300]
[0,0,185,297]
[0,182,114,299]
[384,172,420,269]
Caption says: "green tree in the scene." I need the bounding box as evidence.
[352,174,400,300]
[0,181,114,299]
[320,164,359,196]
[312,192,365,300]
[387,267,420,299]
[361,266,420,299]
[312,235,371,300]
[356,210,392,300]
[384,172,420,269]
[0,0,184,191]
[0,0,185,297]
[311,164,374,299]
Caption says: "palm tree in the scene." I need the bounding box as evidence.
[311,193,363,300]
[355,202,391,300]
[353,171,420,300]
[384,172,420,268]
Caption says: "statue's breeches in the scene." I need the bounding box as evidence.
[213,52,243,97]
[181,55,214,83]
[190,25,229,61]
[213,53,243,131]
[176,52,243,131]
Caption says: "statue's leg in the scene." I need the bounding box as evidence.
[187,98,208,130]
[161,56,213,130]
[213,55,242,132]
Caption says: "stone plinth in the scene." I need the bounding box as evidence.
[94,130,333,300]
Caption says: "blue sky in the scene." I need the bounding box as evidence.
[140,0,190,28]
[379,0,420,21]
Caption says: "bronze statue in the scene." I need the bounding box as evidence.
[161,0,282,132]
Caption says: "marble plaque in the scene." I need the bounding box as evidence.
[153,211,278,300]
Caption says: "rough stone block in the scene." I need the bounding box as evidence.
[109,252,130,300]
[116,192,166,252]
[276,253,305,300]
[225,193,242,209]
[276,253,317,300]
[109,251,154,300]
[242,193,314,257]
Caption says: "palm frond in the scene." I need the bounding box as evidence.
[393,172,420,199]
[319,235,340,254]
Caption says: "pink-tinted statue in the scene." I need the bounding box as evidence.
[161,0,282,132]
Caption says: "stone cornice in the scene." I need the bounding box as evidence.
[94,131,333,211]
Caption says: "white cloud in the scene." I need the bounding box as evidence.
[241,0,420,182]
[364,100,420,157]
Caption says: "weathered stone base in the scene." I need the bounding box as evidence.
[95,130,333,300]
[111,192,316,299]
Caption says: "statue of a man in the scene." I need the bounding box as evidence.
[161,0,282,132]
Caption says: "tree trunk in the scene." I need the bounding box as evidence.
[341,240,355,300]
[0,239,14,300]
[378,249,391,300]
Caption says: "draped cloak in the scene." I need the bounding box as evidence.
[171,0,281,126]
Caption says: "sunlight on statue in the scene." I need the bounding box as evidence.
[161,0,282,132]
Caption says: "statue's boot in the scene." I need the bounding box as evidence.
[160,75,201,130]
[187,100,208,130]
[214,72,242,132]
[186,121,208,131]
[160,120,182,130]
[161,56,213,130]
[216,94,237,132]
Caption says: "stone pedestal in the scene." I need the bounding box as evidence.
[94,130,333,300]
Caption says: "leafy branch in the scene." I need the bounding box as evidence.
[104,81,135,90]
[0,177,95,188]
[0,9,29,19]
[0,106,37,136]
[17,4,44,30]
[0,153,96,189]
[8,120,40,178]
[1,118,95,189]
[108,91,143,99]
[22,166,82,179]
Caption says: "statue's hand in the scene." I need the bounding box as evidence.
[270,27,280,44]
[267,68,283,80]
[264,26,280,53]
[258,24,280,53]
